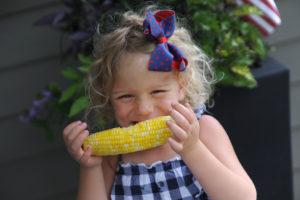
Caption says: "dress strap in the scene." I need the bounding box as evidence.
[194,104,206,120]
[117,154,123,163]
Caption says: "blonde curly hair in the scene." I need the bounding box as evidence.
[85,8,215,130]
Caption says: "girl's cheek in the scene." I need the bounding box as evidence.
[114,102,133,117]
[157,99,173,112]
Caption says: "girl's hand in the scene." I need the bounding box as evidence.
[62,121,103,169]
[166,102,201,156]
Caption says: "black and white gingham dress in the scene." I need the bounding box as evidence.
[111,105,209,200]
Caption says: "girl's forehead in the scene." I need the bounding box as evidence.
[118,52,149,68]
[115,52,149,77]
[113,52,180,88]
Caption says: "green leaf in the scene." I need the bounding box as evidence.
[78,54,92,65]
[218,65,257,88]
[187,0,218,6]
[61,68,81,80]
[234,75,257,88]
[78,65,90,72]
[59,82,83,103]
[202,45,215,57]
[187,0,202,5]
[252,37,266,58]
[193,11,219,32]
[69,96,89,117]
[232,57,254,66]
[48,82,60,92]
[219,49,229,57]
[47,82,61,98]
[226,0,235,3]
[231,65,256,83]
[232,5,263,16]
[221,21,230,31]
[233,78,257,88]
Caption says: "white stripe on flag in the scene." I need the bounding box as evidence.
[248,14,274,35]
[248,0,281,25]
[235,0,281,36]
[266,0,278,11]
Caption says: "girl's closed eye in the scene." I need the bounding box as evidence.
[151,90,166,94]
[118,94,134,99]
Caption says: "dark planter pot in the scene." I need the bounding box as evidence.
[209,57,293,200]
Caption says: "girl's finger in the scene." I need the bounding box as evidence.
[70,130,89,155]
[169,107,190,131]
[171,102,195,124]
[66,122,87,145]
[79,145,93,165]
[166,120,187,141]
[168,137,183,153]
[63,121,82,139]
[184,103,195,113]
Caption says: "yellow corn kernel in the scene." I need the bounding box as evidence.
[83,116,173,155]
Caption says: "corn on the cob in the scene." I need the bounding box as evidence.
[83,116,173,155]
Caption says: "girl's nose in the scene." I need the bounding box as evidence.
[136,98,153,116]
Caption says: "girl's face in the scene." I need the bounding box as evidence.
[110,52,185,127]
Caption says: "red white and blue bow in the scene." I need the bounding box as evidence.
[143,10,188,72]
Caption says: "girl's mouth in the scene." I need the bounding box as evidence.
[132,121,139,125]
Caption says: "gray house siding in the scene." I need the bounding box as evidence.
[0,1,78,199]
[266,1,300,199]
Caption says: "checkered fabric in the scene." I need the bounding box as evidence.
[110,157,209,200]
[110,106,209,200]
[194,104,206,121]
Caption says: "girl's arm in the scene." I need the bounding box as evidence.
[62,121,117,199]
[167,103,256,200]
[77,165,107,200]
[77,155,118,200]
[102,156,118,197]
[183,115,256,200]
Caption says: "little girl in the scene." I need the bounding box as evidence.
[62,8,256,200]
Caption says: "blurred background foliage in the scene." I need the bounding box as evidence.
[20,0,270,141]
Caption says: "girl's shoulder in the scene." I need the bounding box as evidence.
[198,115,242,168]
[198,114,227,141]
[198,114,254,184]
[199,114,221,129]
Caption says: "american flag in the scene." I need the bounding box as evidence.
[235,0,281,37]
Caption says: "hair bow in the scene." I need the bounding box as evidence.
[143,10,188,72]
